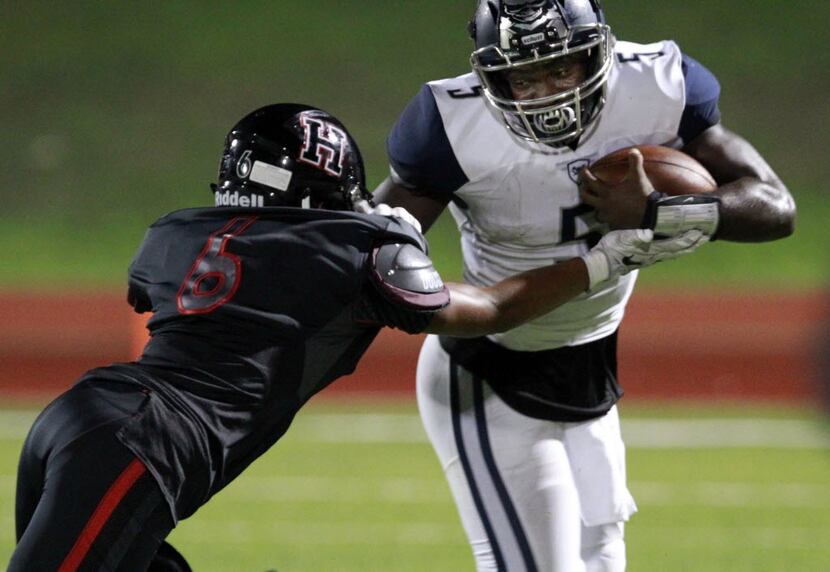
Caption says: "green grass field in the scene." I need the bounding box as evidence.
[2,2,828,569]
[2,401,828,571]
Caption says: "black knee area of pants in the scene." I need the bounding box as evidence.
[11,379,175,572]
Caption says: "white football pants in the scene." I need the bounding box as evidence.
[417,335,637,572]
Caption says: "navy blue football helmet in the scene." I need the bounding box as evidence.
[212,103,370,210]
[470,0,614,146]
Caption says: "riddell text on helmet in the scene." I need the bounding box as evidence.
[214,190,265,208]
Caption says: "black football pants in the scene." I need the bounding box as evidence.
[9,379,177,571]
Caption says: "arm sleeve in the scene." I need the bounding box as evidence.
[678,52,722,143]
[355,243,450,334]
[386,84,469,198]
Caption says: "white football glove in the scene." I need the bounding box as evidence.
[581,228,708,289]
[353,200,422,234]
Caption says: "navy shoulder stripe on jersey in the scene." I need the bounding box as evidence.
[679,53,721,143]
[387,84,469,196]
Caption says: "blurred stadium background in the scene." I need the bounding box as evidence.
[1,1,828,570]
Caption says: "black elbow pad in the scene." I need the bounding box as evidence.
[371,243,449,310]
[359,242,450,334]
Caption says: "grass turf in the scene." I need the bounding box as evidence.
[1,401,829,571]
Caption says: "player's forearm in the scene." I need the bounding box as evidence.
[684,124,796,242]
[426,259,588,337]
[710,176,795,242]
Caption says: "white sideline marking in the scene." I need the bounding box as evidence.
[171,519,830,548]
[210,477,830,509]
[622,419,830,449]
[288,414,830,449]
[174,518,462,545]
[0,412,37,439]
[631,480,830,508]
[179,519,830,544]
[0,410,827,448]
[2,470,826,509]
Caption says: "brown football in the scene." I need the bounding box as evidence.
[587,145,717,195]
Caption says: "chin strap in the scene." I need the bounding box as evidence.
[641,191,721,239]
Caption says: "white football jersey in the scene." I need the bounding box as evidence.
[390,40,718,351]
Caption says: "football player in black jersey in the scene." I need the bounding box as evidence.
[8,103,705,571]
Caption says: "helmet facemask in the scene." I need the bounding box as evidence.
[471,2,614,147]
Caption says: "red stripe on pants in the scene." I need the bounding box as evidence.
[58,458,147,572]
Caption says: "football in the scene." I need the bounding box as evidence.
[587,145,717,195]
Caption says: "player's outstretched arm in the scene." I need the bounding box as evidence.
[683,124,796,242]
[427,257,588,337]
[425,229,706,337]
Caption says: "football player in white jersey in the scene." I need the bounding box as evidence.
[372,1,796,571]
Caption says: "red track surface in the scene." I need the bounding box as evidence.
[1,291,826,404]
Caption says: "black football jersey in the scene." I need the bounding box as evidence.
[82,206,447,520]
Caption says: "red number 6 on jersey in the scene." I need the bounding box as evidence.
[177,216,258,314]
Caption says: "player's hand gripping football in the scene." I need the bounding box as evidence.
[581,228,708,289]
[354,200,423,233]
[578,149,654,230]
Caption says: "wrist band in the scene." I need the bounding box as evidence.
[581,250,610,290]
[653,200,720,237]
[642,192,721,238]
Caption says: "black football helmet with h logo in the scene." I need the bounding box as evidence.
[470,0,614,147]
[212,103,371,210]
